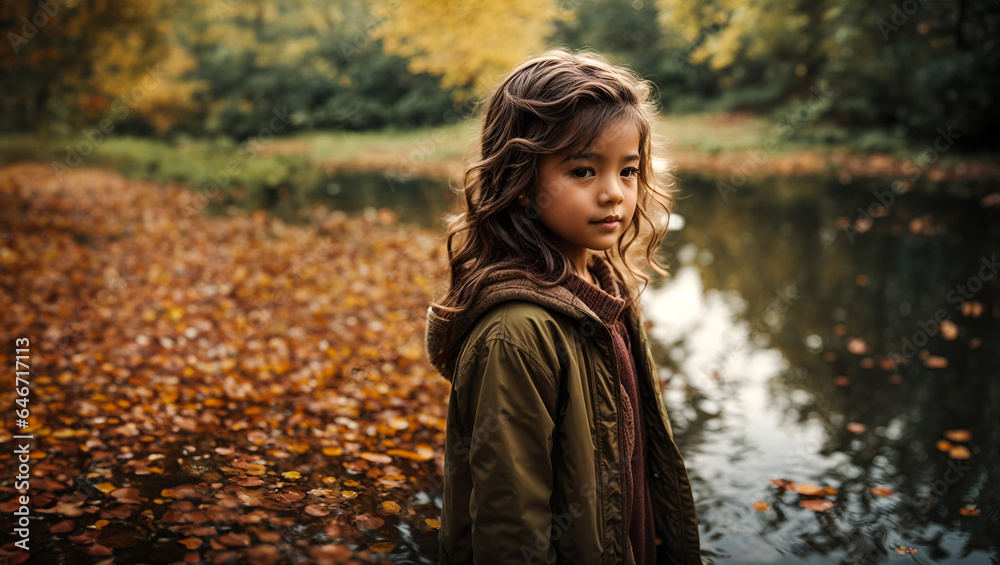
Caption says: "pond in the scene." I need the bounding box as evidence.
[265,169,999,564]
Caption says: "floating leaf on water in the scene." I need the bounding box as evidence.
[923,355,948,369]
[948,445,972,459]
[800,499,835,512]
[425,518,441,529]
[869,486,894,497]
[961,301,983,318]
[940,320,958,340]
[894,546,918,554]
[791,483,824,496]
[846,338,867,355]
[752,501,769,512]
[846,423,867,434]
[944,429,971,442]
[958,504,980,517]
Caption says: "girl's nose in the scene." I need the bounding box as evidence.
[598,174,625,205]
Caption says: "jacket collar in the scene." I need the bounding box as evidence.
[425,254,627,382]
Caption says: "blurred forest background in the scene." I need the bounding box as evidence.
[2,1,999,563]
[2,0,999,137]
[2,0,998,161]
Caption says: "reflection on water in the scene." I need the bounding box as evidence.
[309,170,998,563]
[644,175,1000,564]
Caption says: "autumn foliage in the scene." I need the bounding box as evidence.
[0,165,451,563]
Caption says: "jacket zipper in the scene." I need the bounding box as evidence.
[592,316,629,565]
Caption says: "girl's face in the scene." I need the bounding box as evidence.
[525,117,640,272]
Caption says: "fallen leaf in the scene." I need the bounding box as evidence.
[923,355,948,368]
[847,338,867,355]
[179,538,203,549]
[846,423,867,434]
[936,439,953,452]
[425,518,441,529]
[869,486,894,497]
[304,504,330,517]
[800,499,835,512]
[355,513,385,530]
[791,483,824,496]
[767,479,791,489]
[50,520,75,533]
[958,504,980,517]
[84,543,113,556]
[380,501,402,515]
[369,541,396,552]
[218,532,250,547]
[944,429,971,442]
[894,546,918,554]
[940,320,958,340]
[752,501,769,511]
[360,452,393,464]
[949,445,972,459]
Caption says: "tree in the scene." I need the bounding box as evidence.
[0,0,203,136]
[372,0,563,98]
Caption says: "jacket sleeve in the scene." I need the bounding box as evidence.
[455,335,559,564]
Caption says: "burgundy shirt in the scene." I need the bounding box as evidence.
[564,256,656,565]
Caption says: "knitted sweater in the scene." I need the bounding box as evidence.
[562,255,656,565]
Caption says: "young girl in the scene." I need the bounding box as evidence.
[425,49,701,564]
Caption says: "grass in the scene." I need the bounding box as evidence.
[0,113,989,192]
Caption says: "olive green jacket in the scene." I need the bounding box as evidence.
[425,259,701,564]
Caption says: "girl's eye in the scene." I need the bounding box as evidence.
[570,167,594,178]
[621,167,640,178]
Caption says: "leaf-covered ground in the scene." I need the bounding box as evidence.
[0,164,452,564]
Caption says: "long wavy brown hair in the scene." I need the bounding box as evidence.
[430,48,675,319]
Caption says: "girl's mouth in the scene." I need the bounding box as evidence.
[591,220,619,230]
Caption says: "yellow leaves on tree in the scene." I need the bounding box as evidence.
[0,0,204,135]
[372,0,563,98]
[656,0,814,70]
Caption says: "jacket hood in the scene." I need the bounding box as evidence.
[425,255,625,382]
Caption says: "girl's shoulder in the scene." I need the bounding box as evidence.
[462,300,567,349]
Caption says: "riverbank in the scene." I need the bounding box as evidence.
[2,113,998,197]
